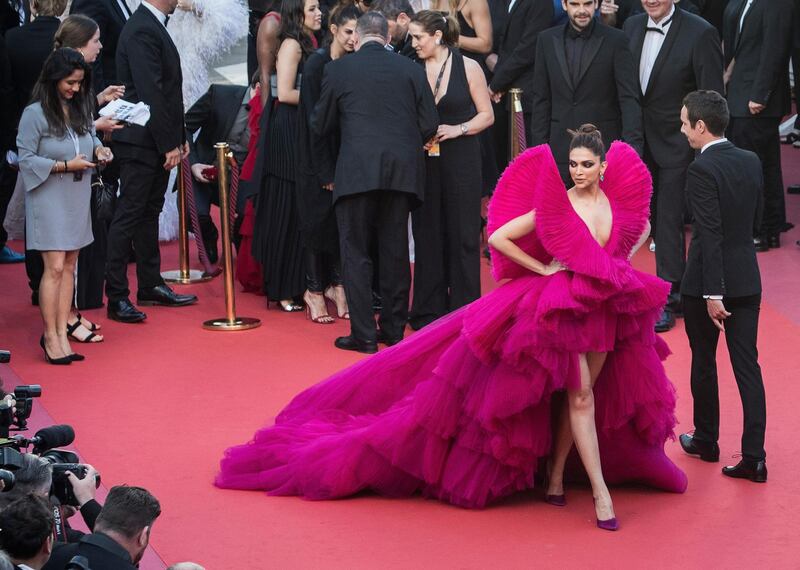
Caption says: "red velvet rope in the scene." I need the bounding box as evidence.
[181,156,221,277]
[514,106,527,153]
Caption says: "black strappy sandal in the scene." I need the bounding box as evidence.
[67,320,103,343]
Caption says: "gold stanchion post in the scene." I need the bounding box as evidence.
[162,160,213,284]
[508,88,525,161]
[203,143,261,331]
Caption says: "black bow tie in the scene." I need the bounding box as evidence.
[646,26,664,34]
[646,14,673,35]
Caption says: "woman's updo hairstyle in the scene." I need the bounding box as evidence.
[329,2,361,28]
[568,123,606,161]
[410,10,460,47]
[54,15,99,51]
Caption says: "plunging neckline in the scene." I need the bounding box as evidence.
[566,188,615,250]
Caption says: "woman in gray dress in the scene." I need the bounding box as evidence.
[17,48,113,365]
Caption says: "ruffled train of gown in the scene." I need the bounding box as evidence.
[216,143,688,507]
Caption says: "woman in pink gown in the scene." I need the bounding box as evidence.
[216,127,688,530]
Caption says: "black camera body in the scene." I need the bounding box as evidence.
[50,462,100,506]
[0,446,24,492]
[0,384,42,437]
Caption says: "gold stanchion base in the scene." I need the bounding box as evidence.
[161,269,215,284]
[202,316,261,331]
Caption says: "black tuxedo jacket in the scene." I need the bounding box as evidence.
[0,34,14,150]
[682,140,762,298]
[311,41,438,204]
[71,0,130,92]
[488,0,554,111]
[5,16,58,130]
[530,22,643,166]
[113,5,185,154]
[723,0,794,118]
[0,0,29,36]
[624,8,723,168]
[185,84,248,165]
[43,532,138,570]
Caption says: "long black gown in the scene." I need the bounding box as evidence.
[409,49,482,329]
[457,9,498,195]
[251,60,306,301]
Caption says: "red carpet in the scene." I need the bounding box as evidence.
[1,145,798,568]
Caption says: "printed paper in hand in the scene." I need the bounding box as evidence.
[99,99,151,126]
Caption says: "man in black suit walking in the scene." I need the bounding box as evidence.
[105,0,197,323]
[70,0,133,93]
[678,90,767,483]
[186,82,254,263]
[312,11,438,354]
[487,0,553,162]
[531,0,643,183]
[624,0,723,333]
[723,0,794,251]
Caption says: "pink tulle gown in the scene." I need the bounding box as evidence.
[216,143,688,507]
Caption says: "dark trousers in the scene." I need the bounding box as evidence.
[105,143,169,301]
[647,155,688,287]
[728,116,785,236]
[410,160,481,328]
[0,161,15,248]
[683,294,766,461]
[335,190,411,343]
[305,249,341,293]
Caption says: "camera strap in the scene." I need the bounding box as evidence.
[51,502,68,543]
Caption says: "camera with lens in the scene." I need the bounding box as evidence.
[44,449,101,506]
[0,446,24,492]
[0,384,42,437]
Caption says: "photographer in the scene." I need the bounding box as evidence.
[0,494,55,569]
[0,454,101,543]
[44,486,161,570]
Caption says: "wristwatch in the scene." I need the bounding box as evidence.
[460,123,468,136]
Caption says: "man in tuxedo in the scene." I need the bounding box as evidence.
[723,0,794,251]
[0,0,29,36]
[531,0,643,182]
[312,12,438,353]
[373,0,415,57]
[106,0,196,323]
[624,0,723,333]
[44,486,161,570]
[679,90,767,483]
[186,81,254,263]
[0,494,54,570]
[70,0,133,93]
[487,0,553,162]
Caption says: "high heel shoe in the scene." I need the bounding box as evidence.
[39,335,72,365]
[68,353,85,362]
[273,300,304,312]
[594,498,618,531]
[324,286,349,319]
[544,494,566,507]
[303,291,335,324]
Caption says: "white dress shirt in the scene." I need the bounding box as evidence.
[117,0,133,19]
[701,137,728,154]
[639,4,675,94]
[739,0,754,32]
[141,0,168,27]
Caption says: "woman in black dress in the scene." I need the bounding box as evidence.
[252,0,322,311]
[408,11,494,330]
[295,3,359,323]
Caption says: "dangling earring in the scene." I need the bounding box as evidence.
[435,38,441,46]
[600,174,605,182]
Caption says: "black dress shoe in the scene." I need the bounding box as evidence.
[679,433,720,462]
[107,299,147,323]
[722,459,767,482]
[334,335,378,354]
[376,330,403,346]
[753,236,770,252]
[654,308,676,333]
[137,284,198,307]
[767,234,780,249]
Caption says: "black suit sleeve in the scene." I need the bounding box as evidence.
[126,26,184,154]
[0,34,15,151]
[185,86,214,164]
[79,498,102,531]
[303,55,336,185]
[687,161,725,295]
[612,37,643,155]
[70,0,109,92]
[751,0,793,105]
[694,24,724,94]
[414,66,439,143]
[489,0,554,93]
[529,34,551,146]
[311,66,338,138]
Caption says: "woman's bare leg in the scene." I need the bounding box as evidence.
[568,351,614,521]
[57,251,79,355]
[40,251,67,359]
[547,353,608,497]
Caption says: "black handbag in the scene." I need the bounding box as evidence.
[91,170,117,223]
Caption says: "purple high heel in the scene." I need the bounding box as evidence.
[544,494,566,507]
[596,517,619,531]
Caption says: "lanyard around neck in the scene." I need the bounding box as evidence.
[432,50,452,101]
